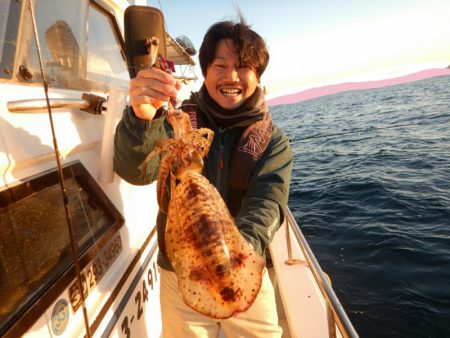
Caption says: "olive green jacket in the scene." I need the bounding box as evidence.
[113,105,293,271]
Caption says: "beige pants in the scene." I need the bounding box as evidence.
[160,268,282,338]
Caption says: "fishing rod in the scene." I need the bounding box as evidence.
[27,0,92,336]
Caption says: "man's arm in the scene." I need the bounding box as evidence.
[235,126,293,256]
[113,106,169,185]
[113,66,181,185]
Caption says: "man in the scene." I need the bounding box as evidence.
[114,16,292,337]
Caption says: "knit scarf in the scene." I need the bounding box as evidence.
[191,85,267,128]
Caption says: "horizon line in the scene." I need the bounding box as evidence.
[266,67,450,107]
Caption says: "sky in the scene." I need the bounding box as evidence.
[149,0,450,99]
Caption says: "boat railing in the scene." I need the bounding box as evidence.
[285,207,359,338]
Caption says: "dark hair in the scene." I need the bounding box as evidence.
[199,16,269,79]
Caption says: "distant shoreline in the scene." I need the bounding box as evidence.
[267,68,450,106]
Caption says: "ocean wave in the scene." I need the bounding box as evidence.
[273,75,450,337]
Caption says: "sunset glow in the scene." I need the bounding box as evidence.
[158,0,450,99]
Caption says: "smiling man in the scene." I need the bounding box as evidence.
[114,16,293,338]
[203,38,258,109]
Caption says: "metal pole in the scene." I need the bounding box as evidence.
[28,0,91,336]
[285,207,359,338]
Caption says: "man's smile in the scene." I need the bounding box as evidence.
[219,87,243,96]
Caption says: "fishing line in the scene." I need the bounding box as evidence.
[154,0,198,85]
[156,0,168,32]
[27,0,92,336]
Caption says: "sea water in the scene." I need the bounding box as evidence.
[271,75,450,338]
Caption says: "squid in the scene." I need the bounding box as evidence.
[142,109,265,319]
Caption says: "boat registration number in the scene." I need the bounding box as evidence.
[69,233,123,312]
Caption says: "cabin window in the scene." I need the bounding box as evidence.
[0,161,123,336]
[16,0,89,88]
[86,4,129,86]
[0,1,21,79]
[14,0,128,91]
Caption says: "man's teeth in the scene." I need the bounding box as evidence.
[220,88,241,96]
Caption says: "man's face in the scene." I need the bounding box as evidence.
[204,39,259,110]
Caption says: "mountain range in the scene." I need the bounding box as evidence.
[267,67,450,107]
